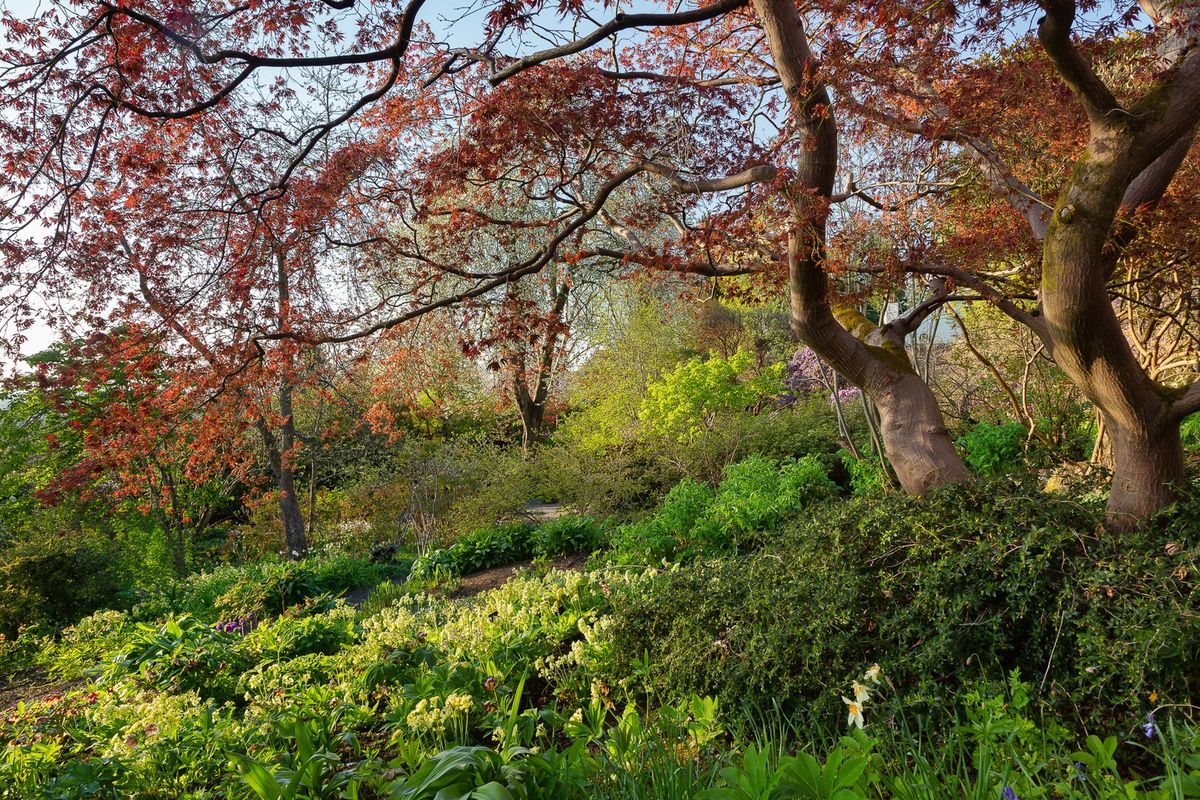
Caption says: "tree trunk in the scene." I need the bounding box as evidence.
[515,389,547,449]
[874,373,971,494]
[275,378,308,557]
[1038,123,1191,529]
[756,0,970,495]
[510,279,569,449]
[1105,414,1184,529]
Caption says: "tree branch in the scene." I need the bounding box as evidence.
[488,0,748,85]
[1036,0,1122,126]
[641,161,777,193]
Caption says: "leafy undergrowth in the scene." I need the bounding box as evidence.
[1,561,1197,799]
[2,470,1199,799]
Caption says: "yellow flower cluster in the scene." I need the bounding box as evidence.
[406,693,474,741]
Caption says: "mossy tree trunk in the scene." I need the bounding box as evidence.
[1034,3,1200,529]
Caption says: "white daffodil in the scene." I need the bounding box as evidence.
[842,696,865,728]
[851,680,871,703]
[863,663,882,684]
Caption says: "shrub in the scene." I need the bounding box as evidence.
[0,534,124,635]
[701,455,835,544]
[640,350,785,442]
[606,456,835,563]
[603,478,1198,731]
[841,450,891,497]
[409,523,536,580]
[98,615,249,702]
[957,420,1028,475]
[240,605,357,661]
[532,516,607,558]
[1183,411,1200,450]
[662,398,854,486]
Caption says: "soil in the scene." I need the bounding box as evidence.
[450,552,589,599]
[341,551,589,608]
[0,672,87,712]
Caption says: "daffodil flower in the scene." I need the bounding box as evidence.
[851,680,871,703]
[863,664,882,683]
[843,696,865,728]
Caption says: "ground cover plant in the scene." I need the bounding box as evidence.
[1,469,1197,799]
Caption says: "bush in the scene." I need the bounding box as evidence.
[655,398,852,487]
[639,350,784,442]
[603,478,1199,731]
[409,523,536,580]
[98,615,249,702]
[606,456,835,563]
[0,534,124,635]
[532,516,607,558]
[126,554,384,623]
[957,420,1028,475]
[701,455,835,544]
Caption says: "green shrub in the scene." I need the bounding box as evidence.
[841,450,890,497]
[603,478,1198,731]
[606,456,835,563]
[655,478,714,536]
[127,555,383,622]
[532,516,607,558]
[637,397,851,488]
[702,455,835,544]
[0,534,124,635]
[1182,411,1200,450]
[240,605,356,661]
[41,609,132,679]
[957,420,1028,475]
[639,350,785,442]
[98,615,249,702]
[409,523,536,579]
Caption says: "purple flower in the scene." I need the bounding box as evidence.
[1002,788,1019,800]
[1143,711,1156,739]
[785,349,826,395]
[828,387,861,407]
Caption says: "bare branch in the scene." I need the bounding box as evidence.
[1035,0,1122,125]
[489,0,748,85]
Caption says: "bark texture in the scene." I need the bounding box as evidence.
[755,0,970,493]
[1033,2,1200,527]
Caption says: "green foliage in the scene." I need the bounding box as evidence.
[97,615,248,701]
[532,516,606,558]
[957,420,1029,475]
[0,533,124,636]
[640,351,785,442]
[1182,412,1200,450]
[130,554,384,622]
[409,523,536,579]
[1,540,1200,800]
[241,604,357,661]
[702,455,836,543]
[410,517,607,580]
[604,479,1198,730]
[608,456,835,564]
[840,451,890,498]
[557,290,694,454]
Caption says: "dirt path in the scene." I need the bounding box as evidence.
[451,553,589,598]
[0,673,87,712]
[343,552,589,607]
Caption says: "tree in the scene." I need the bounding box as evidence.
[13,332,242,574]
[835,4,1200,526]
[7,1,1196,523]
